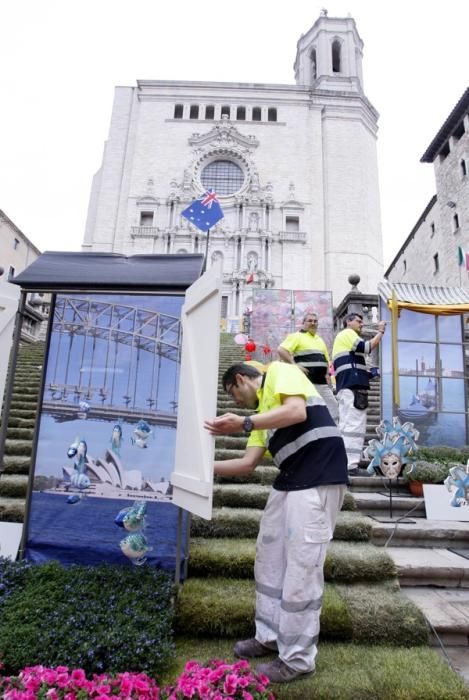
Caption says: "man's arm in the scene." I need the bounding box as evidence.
[204,395,307,436]
[209,396,307,477]
[277,345,294,364]
[214,446,266,477]
[369,321,387,351]
[277,345,308,374]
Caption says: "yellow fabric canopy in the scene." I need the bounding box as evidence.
[378,280,469,316]
[386,300,469,316]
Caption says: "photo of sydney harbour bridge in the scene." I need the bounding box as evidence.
[33,293,185,500]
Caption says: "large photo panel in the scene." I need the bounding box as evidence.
[249,289,333,362]
[26,292,189,571]
[379,298,468,447]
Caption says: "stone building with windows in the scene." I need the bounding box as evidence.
[386,88,469,288]
[83,13,384,319]
[0,209,48,410]
[0,209,41,287]
[0,209,48,343]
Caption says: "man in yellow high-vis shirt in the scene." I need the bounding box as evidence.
[204,361,347,684]
[332,313,386,475]
[278,313,338,423]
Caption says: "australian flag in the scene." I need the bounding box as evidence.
[181,190,224,233]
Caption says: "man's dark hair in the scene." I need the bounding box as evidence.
[222,363,261,391]
[343,313,363,328]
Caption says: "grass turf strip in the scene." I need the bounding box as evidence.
[175,579,428,645]
[188,539,396,583]
[160,639,469,700]
[191,509,371,540]
[212,484,356,511]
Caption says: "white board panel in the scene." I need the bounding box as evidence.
[171,267,221,519]
[424,484,469,521]
[0,522,23,560]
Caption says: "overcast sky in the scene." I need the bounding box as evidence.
[1,0,467,268]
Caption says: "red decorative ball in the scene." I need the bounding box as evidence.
[262,345,271,355]
[244,354,252,361]
[244,340,256,353]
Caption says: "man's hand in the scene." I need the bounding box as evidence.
[204,413,243,435]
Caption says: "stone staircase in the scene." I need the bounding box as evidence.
[364,373,381,448]
[349,471,469,652]
[0,341,45,521]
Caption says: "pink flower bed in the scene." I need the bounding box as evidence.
[0,666,160,699]
[163,659,275,699]
[0,660,275,700]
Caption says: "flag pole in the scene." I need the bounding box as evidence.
[391,289,400,414]
[202,227,210,274]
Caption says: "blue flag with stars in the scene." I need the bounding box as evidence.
[181,190,224,233]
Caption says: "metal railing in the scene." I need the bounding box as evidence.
[278,231,307,242]
[130,226,159,238]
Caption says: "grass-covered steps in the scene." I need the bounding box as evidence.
[0,475,28,498]
[215,465,279,485]
[175,578,428,646]
[188,539,397,583]
[214,448,273,464]
[191,509,372,541]
[4,417,36,429]
[162,639,469,700]
[215,435,251,450]
[3,440,33,457]
[0,497,25,521]
[213,483,356,510]
[0,341,45,521]
[6,427,35,441]
[1,456,31,475]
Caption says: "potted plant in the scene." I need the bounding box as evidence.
[403,460,451,497]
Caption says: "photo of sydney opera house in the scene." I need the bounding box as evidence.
[61,446,172,499]
[31,292,184,503]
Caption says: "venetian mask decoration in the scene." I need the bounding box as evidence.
[364,417,419,479]
[444,463,469,508]
[380,452,402,479]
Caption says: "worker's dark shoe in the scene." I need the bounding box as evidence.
[233,638,278,659]
[256,658,315,684]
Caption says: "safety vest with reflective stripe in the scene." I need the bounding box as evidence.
[332,328,371,391]
[279,331,330,384]
[247,362,347,490]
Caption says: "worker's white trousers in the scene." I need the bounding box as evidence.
[337,388,367,470]
[314,383,339,425]
[254,484,346,673]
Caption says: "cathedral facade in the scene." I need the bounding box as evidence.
[83,13,383,317]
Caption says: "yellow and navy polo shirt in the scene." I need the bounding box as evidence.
[247,362,347,491]
[279,331,330,384]
[332,328,371,392]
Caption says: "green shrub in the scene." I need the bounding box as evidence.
[402,460,450,483]
[0,557,32,605]
[0,561,175,676]
[414,445,469,464]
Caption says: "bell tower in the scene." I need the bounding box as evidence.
[294,12,364,92]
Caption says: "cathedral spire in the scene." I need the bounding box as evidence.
[294,14,364,92]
